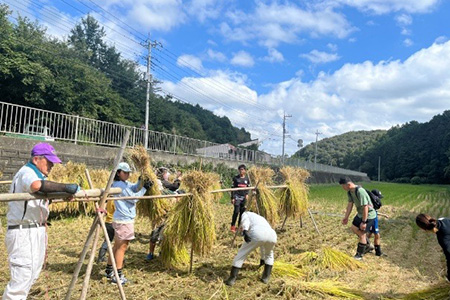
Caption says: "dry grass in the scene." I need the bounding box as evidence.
[1,182,450,299]
[401,282,450,299]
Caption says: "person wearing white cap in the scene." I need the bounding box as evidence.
[3,143,79,300]
[105,162,152,285]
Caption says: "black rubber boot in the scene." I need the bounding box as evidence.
[261,264,273,284]
[354,243,366,260]
[258,259,265,268]
[225,266,240,286]
[375,245,385,256]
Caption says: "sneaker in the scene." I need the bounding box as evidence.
[230,226,236,233]
[145,253,154,261]
[111,274,128,285]
[354,253,363,260]
[105,269,113,279]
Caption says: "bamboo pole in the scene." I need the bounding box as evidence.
[79,170,101,300]
[65,130,130,300]
[0,188,122,202]
[307,208,321,235]
[0,180,12,184]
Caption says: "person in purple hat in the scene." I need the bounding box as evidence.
[3,143,79,300]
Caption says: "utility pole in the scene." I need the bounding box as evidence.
[142,34,161,150]
[378,156,381,182]
[281,112,292,165]
[314,130,322,170]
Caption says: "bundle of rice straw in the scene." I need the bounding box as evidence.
[272,261,305,279]
[160,171,217,269]
[298,251,319,265]
[282,279,364,299]
[127,146,170,227]
[247,167,279,226]
[402,282,450,300]
[318,247,364,271]
[279,167,310,229]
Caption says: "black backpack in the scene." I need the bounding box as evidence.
[351,187,383,210]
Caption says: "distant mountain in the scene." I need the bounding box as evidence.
[293,130,386,170]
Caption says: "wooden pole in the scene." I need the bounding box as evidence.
[307,208,321,235]
[79,170,101,300]
[0,180,12,184]
[65,130,130,300]
[0,188,122,202]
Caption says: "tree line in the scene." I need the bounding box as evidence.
[294,111,450,184]
[0,5,251,146]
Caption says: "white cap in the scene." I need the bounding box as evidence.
[117,162,132,172]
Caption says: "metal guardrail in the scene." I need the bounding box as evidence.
[0,101,367,177]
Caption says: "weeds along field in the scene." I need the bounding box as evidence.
[1,182,450,299]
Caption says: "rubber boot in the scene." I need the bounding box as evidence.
[354,243,366,260]
[225,266,240,286]
[258,259,265,269]
[375,245,385,256]
[261,264,273,284]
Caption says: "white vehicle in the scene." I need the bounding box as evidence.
[23,124,55,141]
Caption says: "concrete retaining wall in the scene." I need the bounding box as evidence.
[0,136,370,184]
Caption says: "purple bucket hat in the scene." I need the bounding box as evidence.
[31,143,62,164]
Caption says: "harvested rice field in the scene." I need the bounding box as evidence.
[1,181,450,299]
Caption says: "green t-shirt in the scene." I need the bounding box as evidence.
[347,187,377,219]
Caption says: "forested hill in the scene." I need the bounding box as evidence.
[0,7,251,145]
[293,130,386,169]
[294,111,450,184]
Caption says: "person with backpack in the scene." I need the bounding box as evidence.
[339,177,378,260]
[366,189,385,256]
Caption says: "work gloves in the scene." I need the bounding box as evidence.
[243,230,251,243]
[39,180,79,194]
[143,179,153,190]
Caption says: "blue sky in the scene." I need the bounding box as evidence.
[7,0,450,157]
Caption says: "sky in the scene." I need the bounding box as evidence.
[6,0,450,157]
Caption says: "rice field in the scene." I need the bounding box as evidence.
[0,181,450,299]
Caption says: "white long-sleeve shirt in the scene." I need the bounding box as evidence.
[240,212,277,243]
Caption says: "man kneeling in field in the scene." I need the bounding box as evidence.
[340,177,376,260]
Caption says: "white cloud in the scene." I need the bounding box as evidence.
[177,54,204,72]
[185,0,223,22]
[263,48,284,63]
[435,36,449,44]
[231,51,255,67]
[332,0,440,14]
[327,43,338,52]
[300,50,341,64]
[396,13,412,26]
[403,38,413,47]
[220,2,355,47]
[258,40,450,153]
[207,49,227,62]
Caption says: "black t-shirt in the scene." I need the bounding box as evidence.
[232,175,250,198]
[436,218,450,280]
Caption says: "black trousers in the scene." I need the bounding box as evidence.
[231,196,247,226]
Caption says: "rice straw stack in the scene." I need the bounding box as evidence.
[160,170,217,268]
[402,282,450,300]
[282,279,364,299]
[247,167,279,226]
[128,146,170,226]
[272,261,305,279]
[279,167,310,221]
[319,247,364,271]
